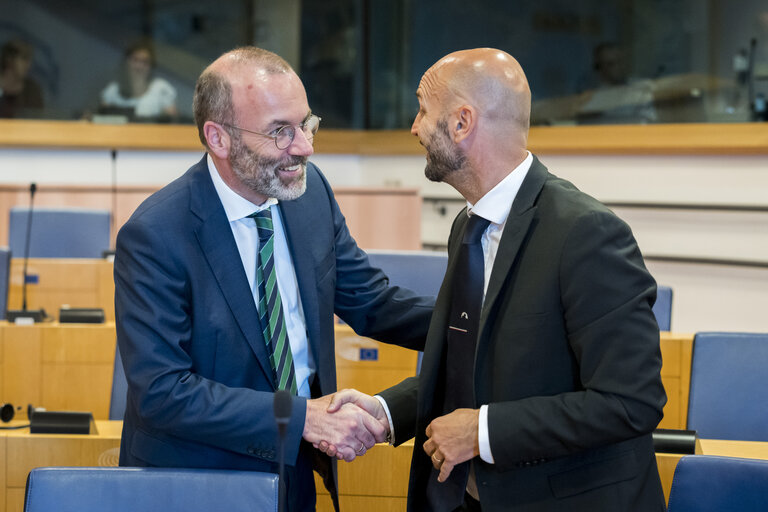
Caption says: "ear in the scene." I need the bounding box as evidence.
[203,121,231,159]
[453,105,475,143]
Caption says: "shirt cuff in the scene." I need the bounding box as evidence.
[478,404,494,464]
[374,395,396,445]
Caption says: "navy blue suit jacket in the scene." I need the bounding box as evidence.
[114,156,432,508]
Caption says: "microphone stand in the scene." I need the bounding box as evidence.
[7,183,46,323]
[273,390,292,512]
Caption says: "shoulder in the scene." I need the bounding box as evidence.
[125,158,205,228]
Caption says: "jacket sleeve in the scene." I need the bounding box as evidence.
[486,209,666,469]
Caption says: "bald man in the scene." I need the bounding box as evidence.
[328,48,666,511]
[114,47,432,512]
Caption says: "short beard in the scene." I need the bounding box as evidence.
[229,134,308,201]
[423,118,466,183]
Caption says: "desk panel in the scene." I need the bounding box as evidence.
[0,322,116,420]
[8,259,115,322]
[0,420,122,512]
[658,332,694,429]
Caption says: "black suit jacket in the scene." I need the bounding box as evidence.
[380,156,667,511]
[115,157,432,511]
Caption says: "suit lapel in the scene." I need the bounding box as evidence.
[480,157,548,331]
[187,159,275,386]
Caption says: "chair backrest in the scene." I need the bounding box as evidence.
[9,207,111,258]
[652,285,673,331]
[24,467,279,512]
[0,246,10,320]
[109,344,128,420]
[366,250,448,374]
[667,455,768,511]
[366,250,448,297]
[687,332,768,441]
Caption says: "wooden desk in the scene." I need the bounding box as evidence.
[317,438,768,511]
[658,332,694,429]
[8,258,115,322]
[0,322,116,420]
[0,420,122,512]
[333,324,418,395]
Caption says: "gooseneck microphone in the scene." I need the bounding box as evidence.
[273,390,292,512]
[7,182,46,323]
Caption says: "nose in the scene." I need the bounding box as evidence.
[410,116,420,137]
[287,127,314,157]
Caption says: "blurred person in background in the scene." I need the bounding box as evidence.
[0,39,44,118]
[99,40,177,121]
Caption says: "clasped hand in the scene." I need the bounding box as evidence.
[314,389,481,483]
[302,391,389,462]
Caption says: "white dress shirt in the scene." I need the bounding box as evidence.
[208,155,313,397]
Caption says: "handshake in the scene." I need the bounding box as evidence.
[301,389,389,462]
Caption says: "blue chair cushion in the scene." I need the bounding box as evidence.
[667,455,768,511]
[24,467,278,512]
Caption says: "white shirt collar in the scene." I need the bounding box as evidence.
[468,151,533,225]
[207,154,278,221]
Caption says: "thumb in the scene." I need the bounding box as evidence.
[327,389,356,413]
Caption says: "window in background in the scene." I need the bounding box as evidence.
[1,0,766,127]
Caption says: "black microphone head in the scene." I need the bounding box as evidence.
[30,182,37,195]
[273,389,292,423]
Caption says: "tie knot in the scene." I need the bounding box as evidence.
[248,209,274,241]
[463,214,490,244]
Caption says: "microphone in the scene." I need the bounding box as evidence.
[273,390,292,512]
[7,183,46,323]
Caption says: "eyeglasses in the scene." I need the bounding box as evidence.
[222,114,321,150]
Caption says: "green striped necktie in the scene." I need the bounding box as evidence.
[249,208,298,395]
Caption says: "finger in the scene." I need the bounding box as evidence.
[338,447,356,462]
[430,452,443,470]
[425,423,433,438]
[438,461,454,483]
[423,438,435,456]
[360,410,386,444]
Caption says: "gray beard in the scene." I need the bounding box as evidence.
[229,136,308,201]
[424,119,466,183]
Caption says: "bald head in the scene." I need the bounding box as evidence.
[420,48,531,133]
[193,47,295,147]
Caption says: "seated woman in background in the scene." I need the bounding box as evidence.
[99,40,177,121]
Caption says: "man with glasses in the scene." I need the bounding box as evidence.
[114,46,432,512]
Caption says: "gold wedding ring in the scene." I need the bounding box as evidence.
[432,453,443,463]
[356,442,365,454]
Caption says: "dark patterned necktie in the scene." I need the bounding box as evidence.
[428,213,490,510]
[249,209,297,394]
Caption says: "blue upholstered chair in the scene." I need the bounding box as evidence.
[9,207,111,258]
[653,285,673,331]
[24,467,279,512]
[0,247,11,320]
[366,249,448,297]
[366,250,448,373]
[109,345,128,421]
[687,332,768,441]
[667,455,768,511]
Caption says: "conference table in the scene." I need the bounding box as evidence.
[2,421,766,512]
